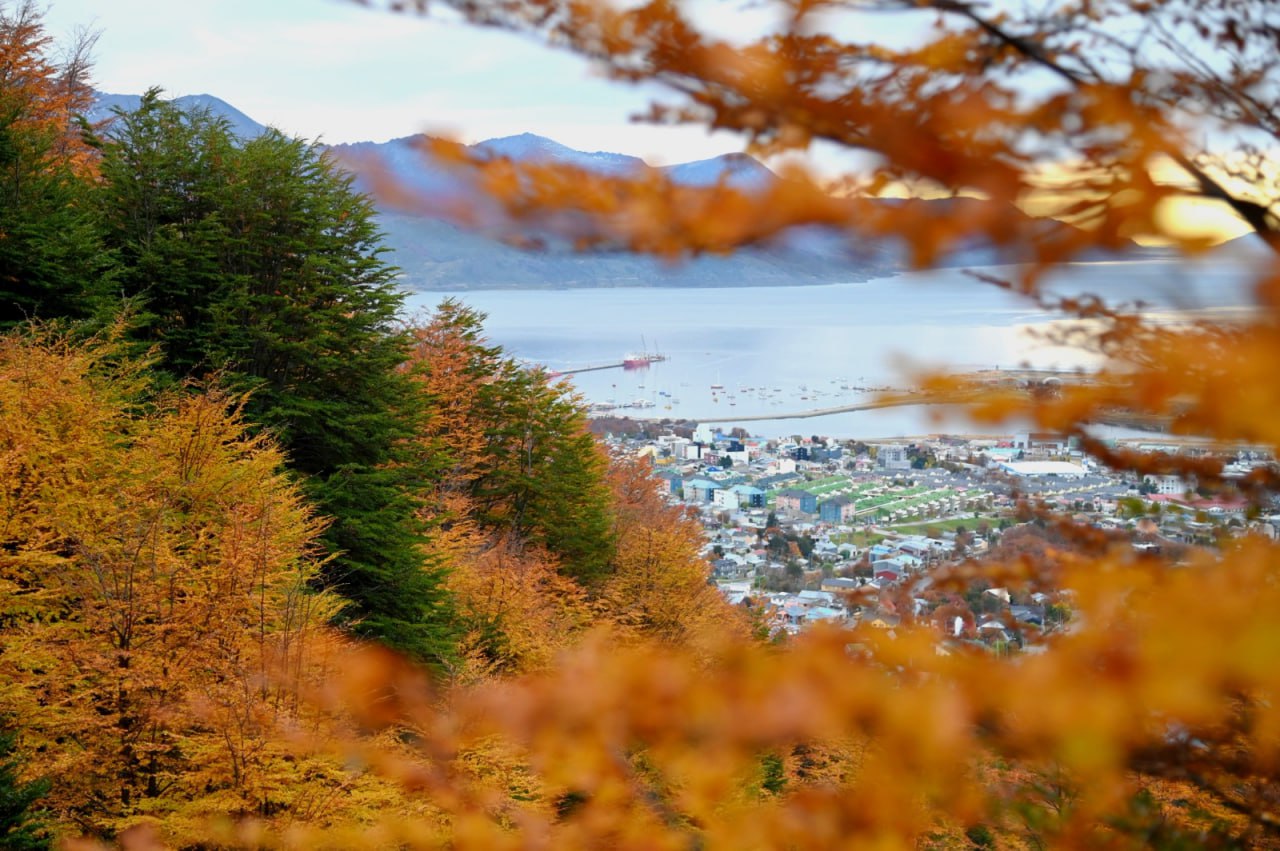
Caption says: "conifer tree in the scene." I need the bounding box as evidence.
[0,730,50,851]
[96,94,457,665]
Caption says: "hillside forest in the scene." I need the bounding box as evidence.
[5,0,1280,848]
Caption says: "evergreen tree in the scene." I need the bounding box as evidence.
[92,90,234,368]
[96,93,457,665]
[0,730,50,851]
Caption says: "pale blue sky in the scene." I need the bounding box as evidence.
[38,0,940,169]
[39,0,777,163]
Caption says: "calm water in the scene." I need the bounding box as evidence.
[400,259,1260,438]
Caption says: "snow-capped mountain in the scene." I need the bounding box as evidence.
[325,132,782,200]
[88,92,268,140]
[87,91,1136,291]
[663,152,775,191]
[473,133,648,176]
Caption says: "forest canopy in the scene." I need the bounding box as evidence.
[4,0,1280,848]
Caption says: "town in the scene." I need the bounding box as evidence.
[601,423,1280,652]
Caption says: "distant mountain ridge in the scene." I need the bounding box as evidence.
[88,91,1149,292]
[88,92,269,141]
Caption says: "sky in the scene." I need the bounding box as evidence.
[38,0,785,165]
[36,0,1253,241]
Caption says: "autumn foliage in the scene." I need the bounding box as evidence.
[5,0,1280,848]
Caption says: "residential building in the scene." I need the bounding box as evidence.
[877,444,911,470]
[729,484,766,509]
[819,495,857,523]
[683,478,723,503]
[775,488,818,515]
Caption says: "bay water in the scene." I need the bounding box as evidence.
[400,258,1260,439]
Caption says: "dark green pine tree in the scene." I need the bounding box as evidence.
[491,373,615,584]
[0,730,51,851]
[92,90,235,370]
[97,93,457,666]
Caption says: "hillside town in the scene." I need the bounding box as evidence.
[603,424,1280,651]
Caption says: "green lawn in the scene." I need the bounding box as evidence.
[886,515,998,536]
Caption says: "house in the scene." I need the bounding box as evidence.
[868,543,897,560]
[710,558,742,578]
[654,469,683,495]
[729,484,767,509]
[683,478,723,503]
[810,546,840,564]
[892,554,924,572]
[770,458,798,475]
[897,537,939,559]
[872,560,906,583]
[866,611,901,629]
[712,487,741,511]
[978,619,1015,644]
[810,444,843,463]
[797,590,837,607]
[804,606,847,625]
[872,554,920,582]
[775,488,818,515]
[818,495,857,523]
[717,580,753,605]
[1010,605,1045,626]
[821,576,861,592]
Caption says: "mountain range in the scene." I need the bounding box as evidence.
[90,91,1151,292]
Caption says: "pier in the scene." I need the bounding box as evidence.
[550,362,631,376]
[550,353,668,376]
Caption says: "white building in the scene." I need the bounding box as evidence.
[1144,474,1190,495]
[877,444,911,470]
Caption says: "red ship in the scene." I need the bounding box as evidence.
[623,352,666,369]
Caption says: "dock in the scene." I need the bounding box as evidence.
[551,362,630,376]
[550,353,668,376]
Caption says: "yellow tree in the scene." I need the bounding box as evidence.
[600,455,749,657]
[0,326,373,842]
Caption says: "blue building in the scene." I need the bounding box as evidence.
[729,484,766,508]
[683,478,723,503]
[777,488,818,514]
[819,495,855,523]
[654,469,683,495]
